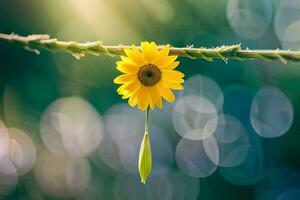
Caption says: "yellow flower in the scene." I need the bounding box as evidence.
[113,42,184,111]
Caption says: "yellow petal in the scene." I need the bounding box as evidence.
[137,86,149,111]
[163,77,184,84]
[124,45,145,66]
[116,61,138,74]
[117,82,131,94]
[157,82,175,102]
[113,74,137,84]
[165,61,180,70]
[117,85,127,94]
[121,55,135,64]
[141,42,158,63]
[152,45,170,65]
[120,80,141,99]
[162,70,185,79]
[150,86,163,109]
[145,87,154,109]
[124,48,135,58]
[148,87,155,110]
[157,55,178,69]
[128,92,138,107]
[161,79,184,90]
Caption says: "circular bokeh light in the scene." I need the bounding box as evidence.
[250,85,293,138]
[175,138,218,178]
[173,95,218,140]
[204,115,250,167]
[183,75,224,111]
[227,0,273,39]
[40,96,104,157]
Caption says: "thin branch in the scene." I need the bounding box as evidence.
[1,33,300,63]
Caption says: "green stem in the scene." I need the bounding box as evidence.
[1,33,300,63]
[145,106,150,134]
[138,106,151,184]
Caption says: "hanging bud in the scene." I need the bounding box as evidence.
[138,132,152,184]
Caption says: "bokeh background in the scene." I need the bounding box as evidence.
[0,0,300,199]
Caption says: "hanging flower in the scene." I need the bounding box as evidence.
[114,42,184,111]
[113,42,185,184]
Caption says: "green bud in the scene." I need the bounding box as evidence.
[138,132,152,184]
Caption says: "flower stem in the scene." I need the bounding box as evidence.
[1,33,300,63]
[138,106,152,184]
[145,106,150,134]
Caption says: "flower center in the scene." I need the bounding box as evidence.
[138,64,161,86]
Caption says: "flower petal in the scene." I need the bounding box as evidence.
[150,86,163,109]
[156,55,178,69]
[114,74,137,84]
[161,79,184,90]
[152,45,170,65]
[157,82,175,102]
[121,55,134,64]
[147,87,155,109]
[120,80,141,99]
[162,70,185,79]
[116,61,138,74]
[165,61,180,70]
[128,92,138,107]
[124,45,145,66]
[137,86,150,111]
[141,42,158,63]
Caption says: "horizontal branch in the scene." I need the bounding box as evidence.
[1,33,300,63]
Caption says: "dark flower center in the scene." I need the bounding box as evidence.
[138,64,161,86]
